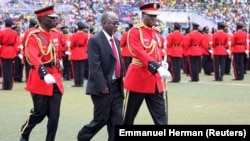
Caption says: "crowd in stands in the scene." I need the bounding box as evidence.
[1,0,250,35]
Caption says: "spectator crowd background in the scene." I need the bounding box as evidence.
[1,0,250,37]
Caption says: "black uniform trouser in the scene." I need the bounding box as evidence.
[202,54,213,75]
[24,57,32,81]
[62,56,71,80]
[232,53,245,80]
[213,55,226,81]
[169,56,182,82]
[1,58,14,90]
[77,81,124,141]
[182,56,189,75]
[72,60,85,86]
[225,55,232,74]
[14,56,24,82]
[20,84,62,141]
[188,56,201,81]
[123,90,167,125]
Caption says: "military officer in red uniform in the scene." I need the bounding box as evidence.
[211,22,228,81]
[0,18,18,90]
[70,21,88,87]
[123,2,170,125]
[201,26,213,76]
[231,23,247,80]
[60,25,72,80]
[185,23,203,82]
[181,27,191,76]
[120,23,133,75]
[20,5,64,141]
[166,22,183,82]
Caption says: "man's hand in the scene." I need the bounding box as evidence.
[101,88,109,94]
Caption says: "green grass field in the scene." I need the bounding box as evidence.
[1,71,250,141]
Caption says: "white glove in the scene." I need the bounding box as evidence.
[18,45,24,49]
[157,66,171,78]
[65,51,71,55]
[226,49,231,54]
[208,49,213,54]
[245,50,249,55]
[44,74,56,84]
[161,61,169,69]
[18,54,23,59]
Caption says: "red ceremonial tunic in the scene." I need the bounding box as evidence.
[0,28,18,58]
[120,31,133,57]
[124,24,164,94]
[25,27,64,96]
[167,30,183,57]
[70,31,88,60]
[212,30,228,55]
[231,30,247,53]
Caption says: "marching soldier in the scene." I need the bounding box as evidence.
[201,26,213,76]
[70,21,89,87]
[211,22,228,81]
[185,23,203,82]
[181,27,191,76]
[231,23,247,80]
[60,25,71,80]
[20,5,64,141]
[166,22,183,82]
[123,2,171,125]
[0,18,18,90]
[224,26,233,75]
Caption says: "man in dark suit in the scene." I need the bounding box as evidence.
[77,11,124,141]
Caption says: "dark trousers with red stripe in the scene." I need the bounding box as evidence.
[188,56,201,82]
[1,58,14,90]
[232,53,245,80]
[20,84,62,141]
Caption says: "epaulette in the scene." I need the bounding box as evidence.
[153,26,161,33]
[134,23,144,28]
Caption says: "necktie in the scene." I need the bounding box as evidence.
[110,38,121,78]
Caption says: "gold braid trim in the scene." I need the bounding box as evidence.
[25,29,54,65]
[132,58,143,66]
[138,27,156,55]
[127,26,157,57]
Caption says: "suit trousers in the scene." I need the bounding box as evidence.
[77,81,124,141]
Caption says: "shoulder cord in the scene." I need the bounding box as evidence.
[25,32,54,65]
[127,27,157,57]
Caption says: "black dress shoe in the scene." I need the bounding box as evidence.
[20,136,28,141]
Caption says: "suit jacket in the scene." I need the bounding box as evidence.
[86,31,124,96]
